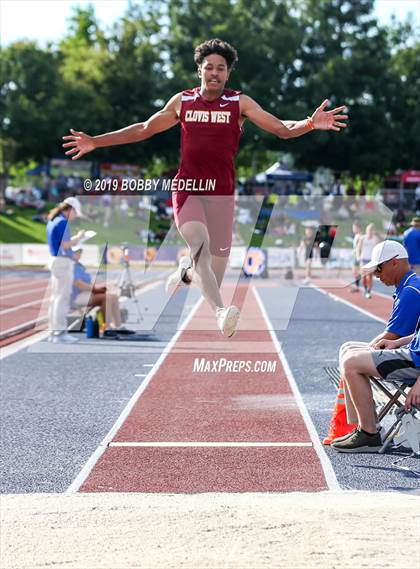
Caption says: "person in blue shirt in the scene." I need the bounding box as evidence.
[71,247,122,329]
[46,197,85,343]
[333,241,420,452]
[403,217,420,275]
[333,327,420,453]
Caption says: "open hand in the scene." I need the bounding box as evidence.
[62,129,95,160]
[312,99,348,131]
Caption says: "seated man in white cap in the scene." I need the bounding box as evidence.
[334,240,420,452]
[333,326,420,453]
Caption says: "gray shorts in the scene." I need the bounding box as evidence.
[371,348,420,385]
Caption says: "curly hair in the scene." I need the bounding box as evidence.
[194,38,238,70]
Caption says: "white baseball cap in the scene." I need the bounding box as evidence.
[63,196,84,217]
[362,240,408,271]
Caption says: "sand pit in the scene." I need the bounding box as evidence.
[1,491,419,568]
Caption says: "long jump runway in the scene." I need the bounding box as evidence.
[78,286,332,493]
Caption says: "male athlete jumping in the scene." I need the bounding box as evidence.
[63,39,348,337]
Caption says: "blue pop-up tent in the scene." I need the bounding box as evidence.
[255,162,313,183]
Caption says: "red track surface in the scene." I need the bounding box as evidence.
[0,276,49,347]
[83,447,325,493]
[81,286,328,493]
[315,279,392,322]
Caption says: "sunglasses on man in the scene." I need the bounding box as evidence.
[374,255,398,274]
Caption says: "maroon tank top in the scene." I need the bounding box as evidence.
[175,87,242,195]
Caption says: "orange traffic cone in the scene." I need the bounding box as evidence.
[323,378,357,445]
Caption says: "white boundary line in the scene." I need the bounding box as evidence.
[0,316,48,338]
[66,296,204,494]
[0,285,46,301]
[315,277,394,304]
[311,285,387,325]
[0,279,47,293]
[109,441,312,448]
[252,286,341,491]
[0,330,50,360]
[0,297,51,316]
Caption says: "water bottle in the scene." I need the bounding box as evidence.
[86,316,95,338]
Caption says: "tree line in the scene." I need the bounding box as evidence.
[1,0,419,178]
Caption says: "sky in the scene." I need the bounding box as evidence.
[0,0,419,46]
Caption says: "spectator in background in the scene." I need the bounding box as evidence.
[119,198,129,219]
[300,226,316,285]
[395,208,406,229]
[57,173,68,194]
[332,178,345,196]
[67,175,76,192]
[416,184,420,213]
[102,194,112,227]
[32,211,48,224]
[357,183,367,211]
[351,222,362,292]
[46,197,85,343]
[404,217,420,275]
[71,246,122,329]
[357,223,379,298]
[346,184,356,212]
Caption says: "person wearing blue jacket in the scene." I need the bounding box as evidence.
[403,217,420,275]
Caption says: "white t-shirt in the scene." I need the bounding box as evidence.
[360,235,379,261]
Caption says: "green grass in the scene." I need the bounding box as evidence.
[74,213,177,247]
[0,207,176,246]
[0,208,47,243]
[76,216,145,246]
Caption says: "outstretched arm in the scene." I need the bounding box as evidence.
[62,93,182,160]
[240,96,348,139]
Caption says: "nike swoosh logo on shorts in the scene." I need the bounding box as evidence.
[219,247,229,251]
[220,103,229,107]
